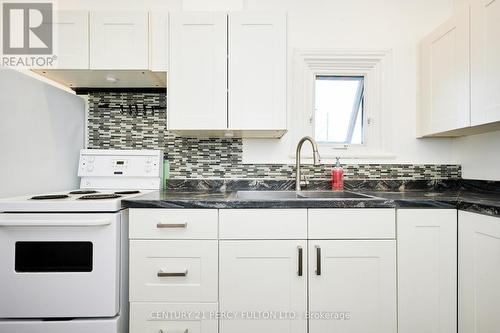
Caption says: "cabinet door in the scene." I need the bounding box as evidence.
[219,240,307,333]
[309,240,396,333]
[419,6,470,136]
[459,211,500,333]
[51,11,89,69]
[149,11,168,72]
[130,303,218,333]
[169,13,227,130]
[470,0,500,125]
[397,209,457,333]
[90,11,148,69]
[228,12,286,130]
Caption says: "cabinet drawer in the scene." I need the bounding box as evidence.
[129,240,218,302]
[219,209,307,239]
[308,209,395,239]
[130,302,218,333]
[129,209,218,239]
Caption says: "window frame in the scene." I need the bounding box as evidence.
[291,49,394,159]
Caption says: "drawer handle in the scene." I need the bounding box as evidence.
[157,270,188,277]
[315,245,321,276]
[156,222,188,229]
[159,330,189,333]
[297,246,303,277]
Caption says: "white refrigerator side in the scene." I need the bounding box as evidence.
[0,69,85,198]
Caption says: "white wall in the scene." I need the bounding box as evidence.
[0,69,85,198]
[57,0,183,11]
[452,131,500,181]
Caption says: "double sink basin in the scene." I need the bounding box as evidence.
[234,190,377,200]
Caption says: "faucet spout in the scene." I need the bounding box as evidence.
[295,136,321,192]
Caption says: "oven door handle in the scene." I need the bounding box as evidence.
[0,219,111,227]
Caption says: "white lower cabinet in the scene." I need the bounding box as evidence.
[397,209,457,333]
[131,208,397,333]
[308,240,397,333]
[130,303,218,333]
[129,209,219,333]
[459,211,500,333]
[219,240,308,333]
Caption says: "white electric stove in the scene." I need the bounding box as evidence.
[0,149,163,333]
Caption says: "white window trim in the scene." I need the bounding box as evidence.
[290,49,395,160]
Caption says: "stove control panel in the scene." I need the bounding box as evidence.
[78,150,163,190]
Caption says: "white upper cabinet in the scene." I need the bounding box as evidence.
[418,0,500,137]
[149,11,169,72]
[419,6,470,136]
[90,11,149,70]
[470,0,500,126]
[168,12,228,130]
[397,209,457,333]
[51,11,89,69]
[168,12,287,137]
[459,211,500,333]
[228,12,286,131]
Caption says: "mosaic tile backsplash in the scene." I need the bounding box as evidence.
[87,92,461,180]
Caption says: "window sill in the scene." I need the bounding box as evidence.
[289,151,396,161]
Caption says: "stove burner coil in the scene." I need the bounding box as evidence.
[77,194,122,200]
[30,195,70,200]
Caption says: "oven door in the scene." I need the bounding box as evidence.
[0,213,120,318]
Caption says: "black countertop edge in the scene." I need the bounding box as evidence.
[456,201,500,217]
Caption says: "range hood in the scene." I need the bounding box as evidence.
[31,70,166,89]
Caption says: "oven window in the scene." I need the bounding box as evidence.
[15,242,93,272]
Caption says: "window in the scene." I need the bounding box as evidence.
[314,76,364,144]
[292,49,392,158]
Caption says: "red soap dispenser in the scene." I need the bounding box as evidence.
[331,157,344,191]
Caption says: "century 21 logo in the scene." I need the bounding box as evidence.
[2,2,53,55]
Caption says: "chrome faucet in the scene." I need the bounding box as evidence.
[295,136,321,191]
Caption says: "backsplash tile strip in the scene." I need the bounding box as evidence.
[86,92,461,180]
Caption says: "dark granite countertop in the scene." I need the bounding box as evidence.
[123,185,500,217]
[123,190,395,209]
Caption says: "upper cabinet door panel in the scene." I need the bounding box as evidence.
[149,11,169,72]
[90,11,149,70]
[51,11,89,69]
[228,12,287,130]
[471,0,500,125]
[419,6,470,136]
[168,12,228,130]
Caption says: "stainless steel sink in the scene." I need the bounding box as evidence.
[234,190,374,200]
[298,191,373,199]
[235,191,300,200]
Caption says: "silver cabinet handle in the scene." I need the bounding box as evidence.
[159,330,189,333]
[297,246,303,276]
[156,222,188,229]
[315,245,321,276]
[157,270,188,277]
